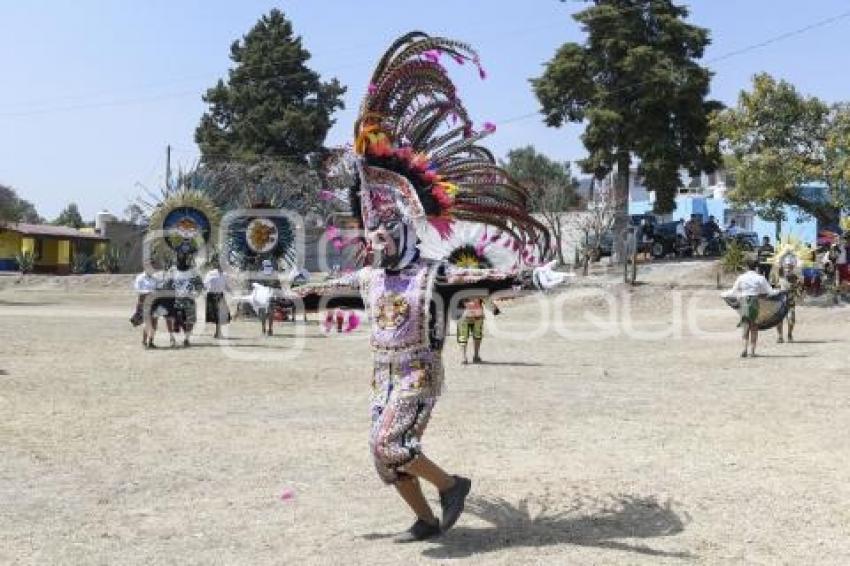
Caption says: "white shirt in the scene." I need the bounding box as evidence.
[204,269,227,293]
[726,225,741,236]
[675,223,686,237]
[133,272,158,294]
[250,282,273,311]
[727,270,775,297]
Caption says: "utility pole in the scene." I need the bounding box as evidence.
[165,144,172,191]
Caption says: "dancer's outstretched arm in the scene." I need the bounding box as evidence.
[284,270,366,311]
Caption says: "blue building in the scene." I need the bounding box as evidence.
[628,185,819,245]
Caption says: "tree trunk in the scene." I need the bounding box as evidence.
[553,222,565,266]
[612,152,631,262]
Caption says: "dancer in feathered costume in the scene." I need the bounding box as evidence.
[294,32,548,542]
[769,237,808,343]
[220,188,299,335]
[145,190,218,347]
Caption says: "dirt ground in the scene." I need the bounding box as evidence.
[2,263,850,565]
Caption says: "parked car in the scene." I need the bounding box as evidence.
[728,231,759,251]
[648,221,685,258]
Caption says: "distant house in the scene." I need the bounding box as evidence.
[0,223,108,274]
[589,166,819,243]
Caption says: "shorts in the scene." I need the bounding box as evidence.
[457,317,484,344]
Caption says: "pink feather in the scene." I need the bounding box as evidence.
[428,217,455,240]
[368,82,378,95]
[422,49,441,63]
[319,189,335,201]
[345,312,361,332]
[482,121,496,133]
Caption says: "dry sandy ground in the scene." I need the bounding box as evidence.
[2,265,850,565]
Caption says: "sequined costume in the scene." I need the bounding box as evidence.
[299,32,548,487]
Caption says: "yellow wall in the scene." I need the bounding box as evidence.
[58,240,71,265]
[21,237,35,255]
[0,231,21,258]
[36,239,58,266]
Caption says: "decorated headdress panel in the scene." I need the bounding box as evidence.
[768,236,809,272]
[348,31,548,252]
[419,221,540,271]
[147,190,220,261]
[220,187,298,272]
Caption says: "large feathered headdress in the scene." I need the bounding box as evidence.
[146,189,220,263]
[346,31,548,251]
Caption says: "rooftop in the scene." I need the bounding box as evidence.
[2,223,108,240]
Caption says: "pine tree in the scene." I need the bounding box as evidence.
[195,9,346,164]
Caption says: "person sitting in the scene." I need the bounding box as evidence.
[704,216,722,239]
[726,219,742,236]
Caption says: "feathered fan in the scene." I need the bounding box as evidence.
[349,31,549,254]
[419,221,534,272]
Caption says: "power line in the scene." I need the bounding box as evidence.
[496,7,850,127]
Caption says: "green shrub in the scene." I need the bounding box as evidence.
[15,251,34,274]
[96,246,123,273]
[72,252,91,274]
[720,241,747,274]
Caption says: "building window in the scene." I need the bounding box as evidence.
[724,210,754,231]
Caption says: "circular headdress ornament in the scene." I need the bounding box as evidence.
[245,217,279,253]
[148,190,220,257]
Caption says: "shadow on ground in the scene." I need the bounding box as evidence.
[420,494,694,560]
[475,361,545,367]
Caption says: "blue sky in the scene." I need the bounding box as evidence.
[2,0,850,220]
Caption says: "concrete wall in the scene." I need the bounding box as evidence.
[102,220,145,273]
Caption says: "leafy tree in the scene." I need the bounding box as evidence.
[502,146,580,264]
[53,203,85,229]
[714,73,845,226]
[532,0,722,221]
[123,203,148,225]
[178,160,324,214]
[195,9,346,163]
[0,184,42,225]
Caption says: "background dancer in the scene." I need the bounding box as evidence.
[203,261,230,338]
[773,258,802,343]
[724,258,778,357]
[457,296,499,364]
[131,266,160,348]
[164,253,204,347]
